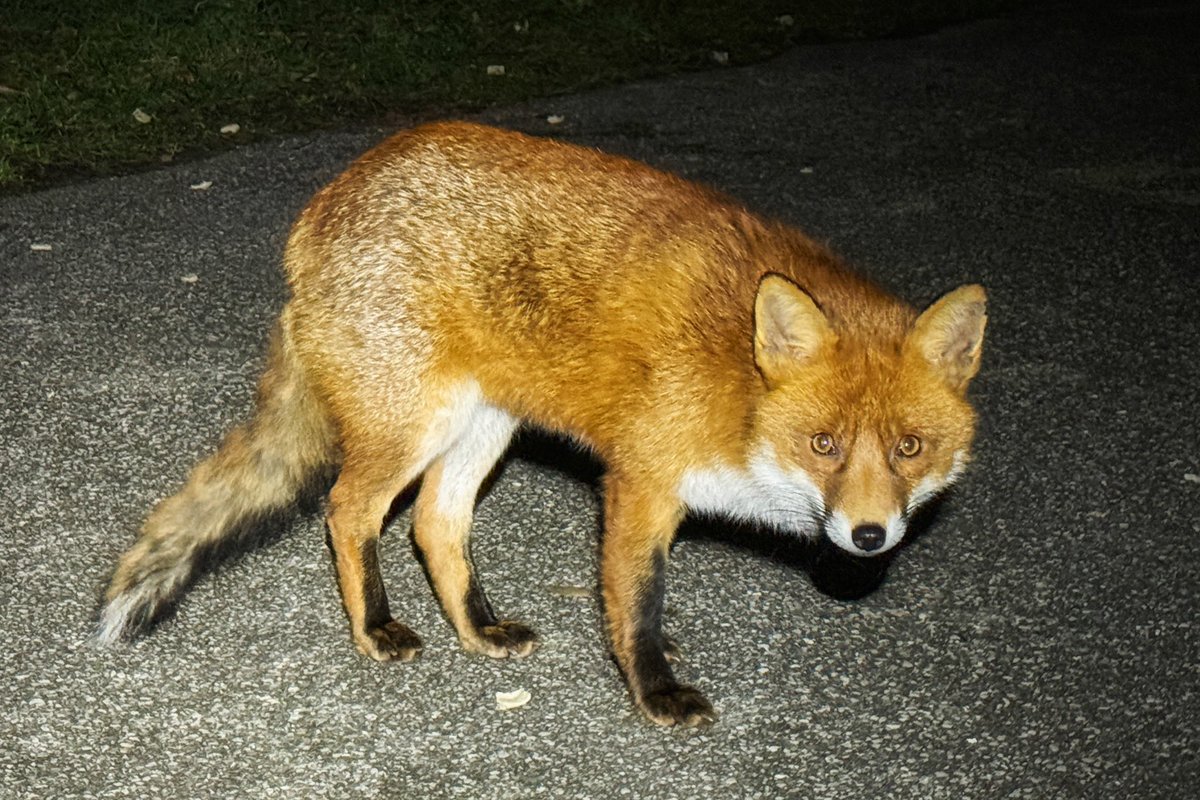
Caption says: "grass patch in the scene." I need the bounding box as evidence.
[1,0,1020,192]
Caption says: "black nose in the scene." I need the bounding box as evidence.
[851,524,886,552]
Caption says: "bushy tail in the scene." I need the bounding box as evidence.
[97,320,336,643]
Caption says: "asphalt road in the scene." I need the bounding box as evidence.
[2,2,1197,798]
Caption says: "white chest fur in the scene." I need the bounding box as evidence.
[676,444,823,537]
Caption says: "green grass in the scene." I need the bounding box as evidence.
[0,1,1020,192]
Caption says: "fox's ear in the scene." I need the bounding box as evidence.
[908,284,987,391]
[754,274,835,384]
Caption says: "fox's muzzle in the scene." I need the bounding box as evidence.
[825,511,905,557]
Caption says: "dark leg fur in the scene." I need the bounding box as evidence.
[356,537,423,661]
[325,525,422,663]
[600,475,715,727]
[626,552,716,727]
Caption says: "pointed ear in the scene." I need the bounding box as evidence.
[908,284,987,391]
[754,274,836,384]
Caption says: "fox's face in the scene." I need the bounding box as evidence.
[748,276,987,556]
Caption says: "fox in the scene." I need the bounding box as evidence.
[98,121,986,727]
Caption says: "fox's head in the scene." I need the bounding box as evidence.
[748,274,987,557]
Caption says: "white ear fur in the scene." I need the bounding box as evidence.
[753,275,835,383]
[908,284,987,391]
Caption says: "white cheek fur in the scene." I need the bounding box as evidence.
[906,450,968,515]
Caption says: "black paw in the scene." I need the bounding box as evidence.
[472,619,540,659]
[639,685,717,727]
[357,620,423,662]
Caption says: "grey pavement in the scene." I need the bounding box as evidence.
[2,2,1198,798]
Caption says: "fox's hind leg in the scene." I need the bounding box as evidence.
[412,404,538,658]
[326,449,427,662]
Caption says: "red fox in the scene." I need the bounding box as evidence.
[99,121,986,726]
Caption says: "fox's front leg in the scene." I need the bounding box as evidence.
[601,473,717,727]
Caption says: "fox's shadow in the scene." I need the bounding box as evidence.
[676,518,890,601]
[675,496,946,601]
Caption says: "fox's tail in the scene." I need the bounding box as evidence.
[97,318,336,644]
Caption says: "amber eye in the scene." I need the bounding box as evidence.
[897,434,922,458]
[811,432,837,456]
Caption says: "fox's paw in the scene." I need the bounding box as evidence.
[639,685,717,728]
[468,620,540,659]
[357,620,423,663]
[662,636,682,664]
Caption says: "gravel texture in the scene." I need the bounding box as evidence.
[1,2,1197,798]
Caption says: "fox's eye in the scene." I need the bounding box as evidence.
[897,434,922,458]
[811,432,837,456]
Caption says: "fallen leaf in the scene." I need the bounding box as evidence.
[486,65,506,76]
[189,180,213,191]
[546,114,565,125]
[495,689,531,710]
[132,108,152,124]
[777,14,795,27]
[711,51,730,66]
[220,123,240,135]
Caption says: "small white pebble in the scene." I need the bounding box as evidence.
[220,123,240,135]
[486,65,506,76]
[711,51,730,66]
[132,108,152,124]
[181,273,199,284]
[546,114,565,125]
[30,243,53,251]
[1184,473,1200,484]
[495,688,531,710]
[189,180,213,191]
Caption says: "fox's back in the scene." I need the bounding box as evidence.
[288,122,757,320]
[284,125,754,427]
